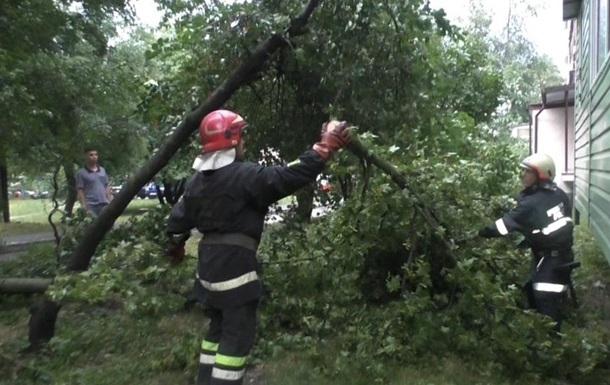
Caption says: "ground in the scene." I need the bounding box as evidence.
[244,365,265,384]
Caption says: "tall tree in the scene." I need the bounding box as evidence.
[462,0,563,127]
[0,0,133,221]
[142,0,501,216]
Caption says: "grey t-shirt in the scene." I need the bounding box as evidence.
[76,166,109,207]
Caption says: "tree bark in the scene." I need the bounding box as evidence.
[0,278,52,294]
[0,150,9,223]
[27,0,322,350]
[295,184,315,222]
[63,162,77,216]
[27,298,61,352]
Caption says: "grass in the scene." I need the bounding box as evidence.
[0,198,159,236]
[0,299,202,385]
[0,301,571,385]
[0,299,549,385]
[0,222,608,385]
[261,354,541,385]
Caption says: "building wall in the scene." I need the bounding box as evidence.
[530,106,576,196]
[574,0,610,263]
[510,123,530,140]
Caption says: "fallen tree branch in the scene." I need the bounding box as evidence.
[0,278,52,294]
[346,136,457,266]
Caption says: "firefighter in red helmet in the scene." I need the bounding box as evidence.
[478,153,575,331]
[165,109,351,385]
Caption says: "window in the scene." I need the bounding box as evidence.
[592,0,610,77]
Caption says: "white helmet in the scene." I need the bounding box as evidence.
[519,153,555,181]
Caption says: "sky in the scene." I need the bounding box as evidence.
[133,0,570,81]
[428,0,570,79]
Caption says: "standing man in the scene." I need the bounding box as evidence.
[75,146,112,216]
[478,153,574,330]
[165,109,351,385]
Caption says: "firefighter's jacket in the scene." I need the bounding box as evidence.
[166,150,326,308]
[480,183,574,294]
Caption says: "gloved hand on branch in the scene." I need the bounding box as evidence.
[313,120,352,160]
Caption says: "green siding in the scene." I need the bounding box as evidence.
[575,0,591,223]
[575,0,610,263]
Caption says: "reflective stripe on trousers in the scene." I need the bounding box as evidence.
[197,301,258,385]
[212,366,246,382]
[198,347,249,384]
[200,339,219,365]
[198,339,218,385]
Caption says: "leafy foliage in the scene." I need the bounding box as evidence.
[48,205,195,317]
[1,0,148,204]
[255,126,610,383]
[2,0,608,384]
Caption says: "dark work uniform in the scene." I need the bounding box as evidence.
[479,183,574,326]
[166,150,326,385]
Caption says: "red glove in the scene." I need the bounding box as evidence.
[166,243,185,264]
[313,120,352,160]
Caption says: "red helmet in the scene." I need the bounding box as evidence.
[199,110,248,153]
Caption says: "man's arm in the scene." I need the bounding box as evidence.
[245,150,326,208]
[479,199,531,238]
[76,188,88,211]
[164,198,193,263]
[245,121,351,208]
[75,170,87,210]
[166,198,195,235]
[106,185,113,203]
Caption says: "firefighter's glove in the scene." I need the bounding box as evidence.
[165,232,190,264]
[313,120,352,160]
[478,226,494,238]
[166,243,186,264]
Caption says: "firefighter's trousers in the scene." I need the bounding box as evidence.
[197,300,258,385]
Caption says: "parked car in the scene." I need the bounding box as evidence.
[111,182,164,199]
[145,184,158,199]
[27,190,49,199]
[140,183,164,199]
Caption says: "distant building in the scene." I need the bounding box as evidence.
[510,123,530,140]
[526,83,576,198]
[515,84,576,200]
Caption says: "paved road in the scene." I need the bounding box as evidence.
[1,232,57,246]
[0,232,57,262]
[0,204,334,261]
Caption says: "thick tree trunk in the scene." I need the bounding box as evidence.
[0,278,52,294]
[0,151,9,223]
[283,66,331,223]
[295,184,315,222]
[27,298,61,352]
[27,0,322,350]
[63,162,77,216]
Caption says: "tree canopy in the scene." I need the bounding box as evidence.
[3,1,607,384]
